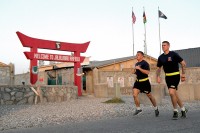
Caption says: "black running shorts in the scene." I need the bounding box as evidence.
[133,80,151,94]
[165,74,180,89]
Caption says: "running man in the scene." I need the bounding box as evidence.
[156,41,187,120]
[132,51,159,117]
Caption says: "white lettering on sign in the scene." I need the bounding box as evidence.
[75,57,80,61]
[50,55,54,60]
[70,56,75,61]
[33,53,80,62]
[34,53,49,60]
[54,55,70,61]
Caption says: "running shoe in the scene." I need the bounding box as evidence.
[181,108,188,118]
[155,108,159,117]
[133,109,142,115]
[172,111,178,120]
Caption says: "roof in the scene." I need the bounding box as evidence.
[174,47,200,67]
[85,55,157,69]
[0,61,8,67]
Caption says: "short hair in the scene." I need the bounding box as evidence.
[137,51,144,56]
[162,41,170,45]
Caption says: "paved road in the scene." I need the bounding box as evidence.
[2,110,200,133]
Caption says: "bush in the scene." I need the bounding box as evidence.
[103,97,125,103]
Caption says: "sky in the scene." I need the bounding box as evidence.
[0,0,200,74]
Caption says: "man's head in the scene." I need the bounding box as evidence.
[162,41,170,53]
[136,51,144,61]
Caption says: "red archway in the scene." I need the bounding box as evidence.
[16,31,90,96]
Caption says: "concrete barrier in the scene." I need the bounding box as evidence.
[177,83,195,101]
[94,83,108,98]
[94,82,200,103]
[194,84,200,100]
[94,83,121,98]
[176,83,200,102]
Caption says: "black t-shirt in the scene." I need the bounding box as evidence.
[135,60,150,79]
[157,51,183,73]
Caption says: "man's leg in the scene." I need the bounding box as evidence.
[169,88,179,119]
[146,93,157,107]
[146,93,159,117]
[133,88,142,115]
[133,88,140,108]
[175,91,183,108]
[169,88,178,109]
[175,91,187,118]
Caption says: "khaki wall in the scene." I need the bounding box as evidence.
[86,71,93,94]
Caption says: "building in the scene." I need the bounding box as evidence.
[174,47,200,67]
[0,61,14,85]
[83,55,158,94]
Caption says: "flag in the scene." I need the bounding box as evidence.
[132,11,136,24]
[143,11,147,23]
[159,10,167,19]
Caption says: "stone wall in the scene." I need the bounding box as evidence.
[39,85,78,102]
[0,85,78,105]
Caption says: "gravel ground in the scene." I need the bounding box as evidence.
[0,95,200,132]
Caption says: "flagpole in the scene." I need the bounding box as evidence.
[143,7,147,54]
[144,22,147,54]
[132,7,135,56]
[158,6,161,55]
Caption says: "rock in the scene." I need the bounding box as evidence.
[11,91,15,96]
[16,97,23,101]
[17,98,27,105]
[5,88,11,92]
[67,93,72,100]
[24,92,34,97]
[28,96,34,104]
[43,97,48,103]
[0,87,4,91]
[25,88,31,92]
[15,92,23,98]
[0,99,4,105]
[3,93,11,100]
[5,100,13,105]
[58,90,64,97]
[11,96,16,101]
[47,96,55,102]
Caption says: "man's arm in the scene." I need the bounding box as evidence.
[135,65,149,75]
[131,68,136,74]
[156,67,162,83]
[180,60,186,75]
[156,67,161,77]
[180,60,186,81]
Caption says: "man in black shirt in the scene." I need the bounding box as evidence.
[132,51,159,117]
[156,41,187,120]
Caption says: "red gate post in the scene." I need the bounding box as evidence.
[30,46,38,84]
[74,51,82,96]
